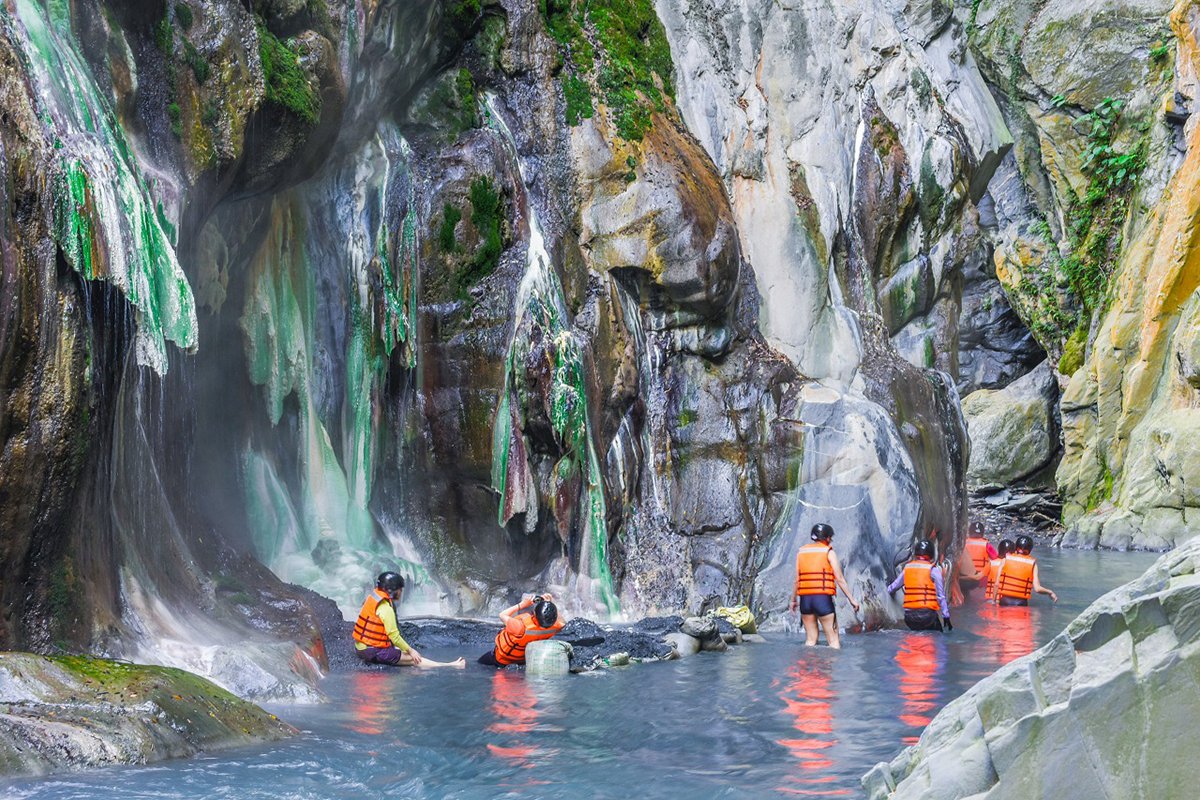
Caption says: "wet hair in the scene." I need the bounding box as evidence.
[534,599,558,628]
[997,539,1014,558]
[376,571,405,592]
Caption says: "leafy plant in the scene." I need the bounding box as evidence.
[257,21,320,124]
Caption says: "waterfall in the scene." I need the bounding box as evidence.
[9,0,196,374]
[483,95,619,616]
[239,125,432,617]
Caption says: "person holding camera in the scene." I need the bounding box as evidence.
[479,592,564,667]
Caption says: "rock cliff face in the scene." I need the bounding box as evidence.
[27,0,1198,692]
[958,0,1200,547]
[862,534,1200,799]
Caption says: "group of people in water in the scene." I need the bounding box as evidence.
[791,520,1057,646]
[350,519,1057,666]
[351,571,563,669]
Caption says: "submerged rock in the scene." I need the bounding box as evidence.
[0,653,293,778]
[862,535,1200,799]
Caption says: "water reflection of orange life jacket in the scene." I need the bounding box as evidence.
[494,612,565,666]
[794,542,836,596]
[997,554,1036,600]
[902,560,940,611]
[353,589,394,649]
[963,537,990,575]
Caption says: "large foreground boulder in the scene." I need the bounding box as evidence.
[0,653,294,777]
[862,535,1200,799]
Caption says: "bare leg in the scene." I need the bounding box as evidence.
[398,653,467,669]
[801,613,819,646]
[817,613,840,649]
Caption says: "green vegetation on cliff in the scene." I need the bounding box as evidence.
[1063,97,1146,314]
[257,22,320,124]
[538,0,674,141]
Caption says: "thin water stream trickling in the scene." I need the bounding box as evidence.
[4,549,1156,798]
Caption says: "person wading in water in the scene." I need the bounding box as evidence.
[788,523,860,648]
[479,592,565,667]
[996,535,1058,606]
[888,540,952,632]
[352,572,466,668]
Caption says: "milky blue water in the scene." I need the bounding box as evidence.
[5,549,1158,799]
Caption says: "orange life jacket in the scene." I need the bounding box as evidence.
[986,557,1004,599]
[963,537,990,575]
[353,588,395,649]
[998,554,1036,600]
[494,612,564,665]
[903,560,940,611]
[794,542,836,596]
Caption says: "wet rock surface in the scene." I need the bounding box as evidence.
[0,653,294,778]
[863,535,1200,799]
[321,612,695,674]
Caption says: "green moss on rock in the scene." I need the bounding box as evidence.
[257,22,320,124]
[538,0,673,141]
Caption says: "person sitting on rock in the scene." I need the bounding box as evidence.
[788,523,860,648]
[353,572,466,668]
[888,540,952,632]
[986,539,1014,602]
[959,521,999,590]
[996,536,1057,606]
[479,592,565,667]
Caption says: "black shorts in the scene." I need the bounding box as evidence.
[998,596,1029,607]
[477,649,502,667]
[797,594,836,617]
[904,609,944,631]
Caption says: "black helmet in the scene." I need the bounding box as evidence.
[811,523,835,542]
[913,540,934,559]
[998,539,1014,558]
[533,599,558,628]
[376,571,404,592]
[1014,535,1034,554]
[970,520,985,536]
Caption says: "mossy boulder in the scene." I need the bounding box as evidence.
[0,653,294,777]
[961,361,1059,489]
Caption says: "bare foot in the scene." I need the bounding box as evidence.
[419,657,467,669]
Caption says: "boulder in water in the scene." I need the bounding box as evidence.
[663,633,701,659]
[0,653,293,778]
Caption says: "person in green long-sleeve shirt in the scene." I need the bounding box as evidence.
[352,572,465,668]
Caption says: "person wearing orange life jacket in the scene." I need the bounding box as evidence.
[887,540,952,632]
[985,539,1014,602]
[788,523,860,648]
[479,591,565,667]
[959,521,999,590]
[996,536,1057,607]
[353,572,466,668]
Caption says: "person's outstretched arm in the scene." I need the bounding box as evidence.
[378,600,422,664]
[1032,566,1057,602]
[931,566,951,621]
[827,551,860,612]
[499,592,555,624]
